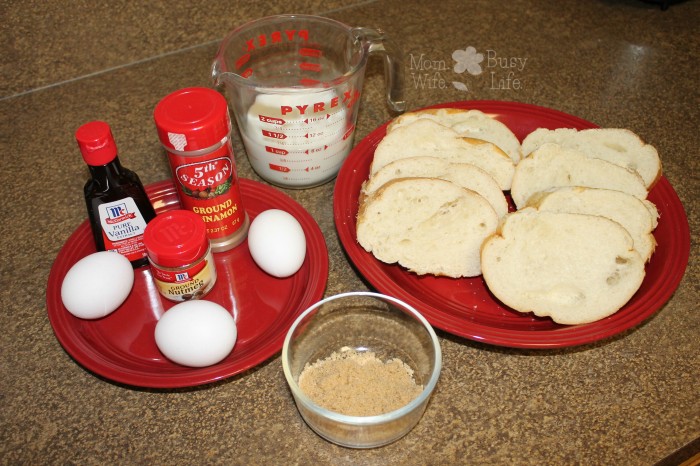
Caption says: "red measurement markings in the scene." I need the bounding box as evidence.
[305,145,328,154]
[299,48,323,58]
[266,146,288,155]
[262,130,286,139]
[299,62,322,72]
[342,124,355,140]
[235,54,251,69]
[304,114,331,123]
[259,115,286,125]
[269,164,290,173]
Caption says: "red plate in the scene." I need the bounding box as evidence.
[334,100,690,348]
[47,178,328,387]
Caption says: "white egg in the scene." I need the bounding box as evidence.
[248,209,307,278]
[154,300,237,367]
[61,251,134,319]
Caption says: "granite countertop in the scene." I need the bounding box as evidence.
[2,0,698,464]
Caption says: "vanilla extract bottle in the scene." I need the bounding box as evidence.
[76,121,157,268]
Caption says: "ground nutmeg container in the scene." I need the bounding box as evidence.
[153,87,249,252]
[144,210,217,302]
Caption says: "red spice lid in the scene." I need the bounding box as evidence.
[144,210,209,267]
[153,87,231,152]
[75,121,118,166]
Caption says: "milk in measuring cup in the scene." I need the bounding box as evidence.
[242,89,354,188]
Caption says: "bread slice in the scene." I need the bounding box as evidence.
[357,178,498,277]
[521,127,662,188]
[526,187,659,262]
[386,108,522,163]
[481,209,645,325]
[510,143,647,209]
[362,156,509,218]
[371,119,515,190]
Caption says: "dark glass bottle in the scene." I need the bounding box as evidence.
[76,121,157,268]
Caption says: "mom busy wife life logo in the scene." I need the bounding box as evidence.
[408,46,528,92]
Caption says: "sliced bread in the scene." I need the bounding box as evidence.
[362,156,509,218]
[510,143,648,209]
[521,127,662,188]
[371,119,515,190]
[357,178,498,277]
[386,108,522,163]
[526,187,659,262]
[481,208,645,325]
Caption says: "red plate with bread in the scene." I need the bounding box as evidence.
[333,100,690,348]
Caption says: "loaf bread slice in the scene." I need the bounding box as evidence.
[521,127,662,188]
[526,187,659,262]
[386,108,522,163]
[362,156,509,218]
[510,143,648,209]
[357,178,498,277]
[481,209,645,325]
[371,119,515,190]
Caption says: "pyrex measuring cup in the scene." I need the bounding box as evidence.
[212,14,405,188]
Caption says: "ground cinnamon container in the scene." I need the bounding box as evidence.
[153,87,249,252]
[144,210,217,302]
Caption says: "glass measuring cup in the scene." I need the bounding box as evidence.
[212,14,405,188]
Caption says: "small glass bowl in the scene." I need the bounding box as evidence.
[282,291,442,449]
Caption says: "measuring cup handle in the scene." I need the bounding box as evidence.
[352,27,406,113]
[211,57,223,87]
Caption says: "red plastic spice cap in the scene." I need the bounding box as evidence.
[153,87,231,152]
[75,121,118,166]
[144,210,209,267]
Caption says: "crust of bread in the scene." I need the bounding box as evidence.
[481,209,645,325]
[525,187,659,262]
[362,156,508,218]
[371,119,515,190]
[387,108,472,132]
[521,127,662,189]
[387,108,522,163]
[511,143,648,208]
[357,178,498,277]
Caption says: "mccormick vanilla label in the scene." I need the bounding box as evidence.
[98,197,149,261]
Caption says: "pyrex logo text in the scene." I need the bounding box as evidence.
[245,30,309,52]
[279,87,361,116]
[236,29,310,77]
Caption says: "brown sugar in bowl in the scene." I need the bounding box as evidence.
[282,292,442,449]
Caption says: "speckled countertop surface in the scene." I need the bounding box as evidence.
[2,1,698,464]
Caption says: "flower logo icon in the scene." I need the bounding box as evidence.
[452,46,484,76]
[451,46,483,92]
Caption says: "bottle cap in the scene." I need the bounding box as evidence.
[76,121,118,166]
[153,87,231,152]
[144,210,210,267]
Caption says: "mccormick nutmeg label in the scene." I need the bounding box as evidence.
[167,143,246,240]
[150,253,216,302]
